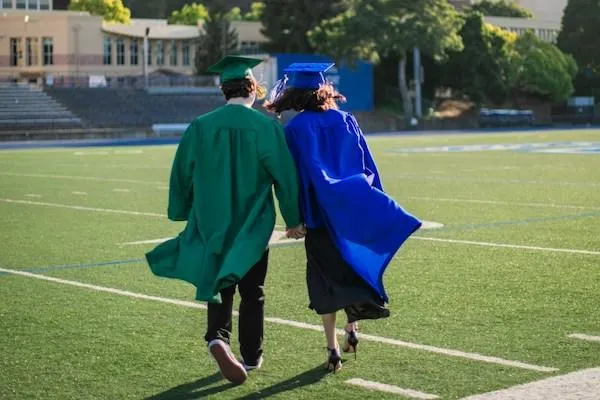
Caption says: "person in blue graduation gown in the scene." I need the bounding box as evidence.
[266,63,422,372]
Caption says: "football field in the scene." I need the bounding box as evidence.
[1,129,599,399]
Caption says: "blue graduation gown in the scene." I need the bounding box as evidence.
[285,109,422,302]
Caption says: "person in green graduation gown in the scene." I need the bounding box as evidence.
[145,55,304,385]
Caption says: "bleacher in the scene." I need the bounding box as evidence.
[0,83,83,131]
[45,88,226,129]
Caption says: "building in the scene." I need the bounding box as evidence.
[1,0,570,84]
[450,0,567,43]
[0,1,269,83]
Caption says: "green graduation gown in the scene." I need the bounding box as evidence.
[145,104,301,303]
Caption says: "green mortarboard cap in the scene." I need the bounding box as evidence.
[207,55,263,82]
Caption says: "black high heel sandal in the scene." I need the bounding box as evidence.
[325,347,342,372]
[342,330,359,359]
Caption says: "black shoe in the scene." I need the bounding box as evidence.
[325,347,342,372]
[342,330,359,359]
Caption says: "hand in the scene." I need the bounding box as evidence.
[286,224,306,239]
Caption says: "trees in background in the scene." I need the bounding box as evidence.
[194,4,239,75]
[309,0,463,120]
[441,12,577,106]
[167,1,263,24]
[226,2,264,21]
[260,0,347,53]
[440,12,516,105]
[468,0,533,18]
[68,0,131,23]
[557,0,600,80]
[167,2,209,25]
[510,31,577,102]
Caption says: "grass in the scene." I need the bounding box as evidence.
[1,129,600,399]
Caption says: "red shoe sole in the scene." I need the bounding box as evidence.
[210,343,248,385]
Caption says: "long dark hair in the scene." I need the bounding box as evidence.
[264,83,346,115]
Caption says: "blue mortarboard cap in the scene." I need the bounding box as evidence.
[284,62,335,90]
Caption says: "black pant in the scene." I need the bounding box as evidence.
[204,250,268,365]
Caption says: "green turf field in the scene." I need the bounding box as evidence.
[1,129,599,400]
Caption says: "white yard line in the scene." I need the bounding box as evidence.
[24,194,41,198]
[113,189,131,193]
[394,174,600,187]
[412,236,600,256]
[0,172,163,185]
[122,222,443,246]
[346,378,439,399]
[114,150,143,155]
[122,237,174,245]
[74,151,109,155]
[122,232,299,247]
[0,198,164,218]
[0,267,557,372]
[72,191,88,196]
[3,196,597,257]
[407,196,600,211]
[568,333,600,343]
[459,368,600,400]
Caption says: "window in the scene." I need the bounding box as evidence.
[239,41,261,55]
[130,39,139,65]
[103,37,112,65]
[155,40,164,66]
[10,38,20,67]
[182,42,190,66]
[26,37,39,66]
[39,0,50,10]
[42,37,53,65]
[116,38,125,65]
[16,0,26,9]
[169,41,178,66]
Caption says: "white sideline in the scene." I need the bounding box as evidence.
[2,197,597,256]
[407,196,600,211]
[0,267,557,373]
[412,236,600,256]
[0,198,164,218]
[346,378,439,399]
[0,172,163,185]
[568,333,600,343]
[121,222,443,246]
[122,232,300,247]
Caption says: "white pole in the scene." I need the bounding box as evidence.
[143,27,149,88]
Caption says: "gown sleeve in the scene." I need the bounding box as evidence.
[259,120,302,228]
[167,121,196,221]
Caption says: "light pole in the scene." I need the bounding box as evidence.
[143,27,150,88]
[72,24,81,79]
[22,15,29,68]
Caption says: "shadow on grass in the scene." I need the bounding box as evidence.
[144,372,235,400]
[237,363,329,399]
[144,364,329,400]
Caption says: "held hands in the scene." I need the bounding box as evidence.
[286,224,307,239]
